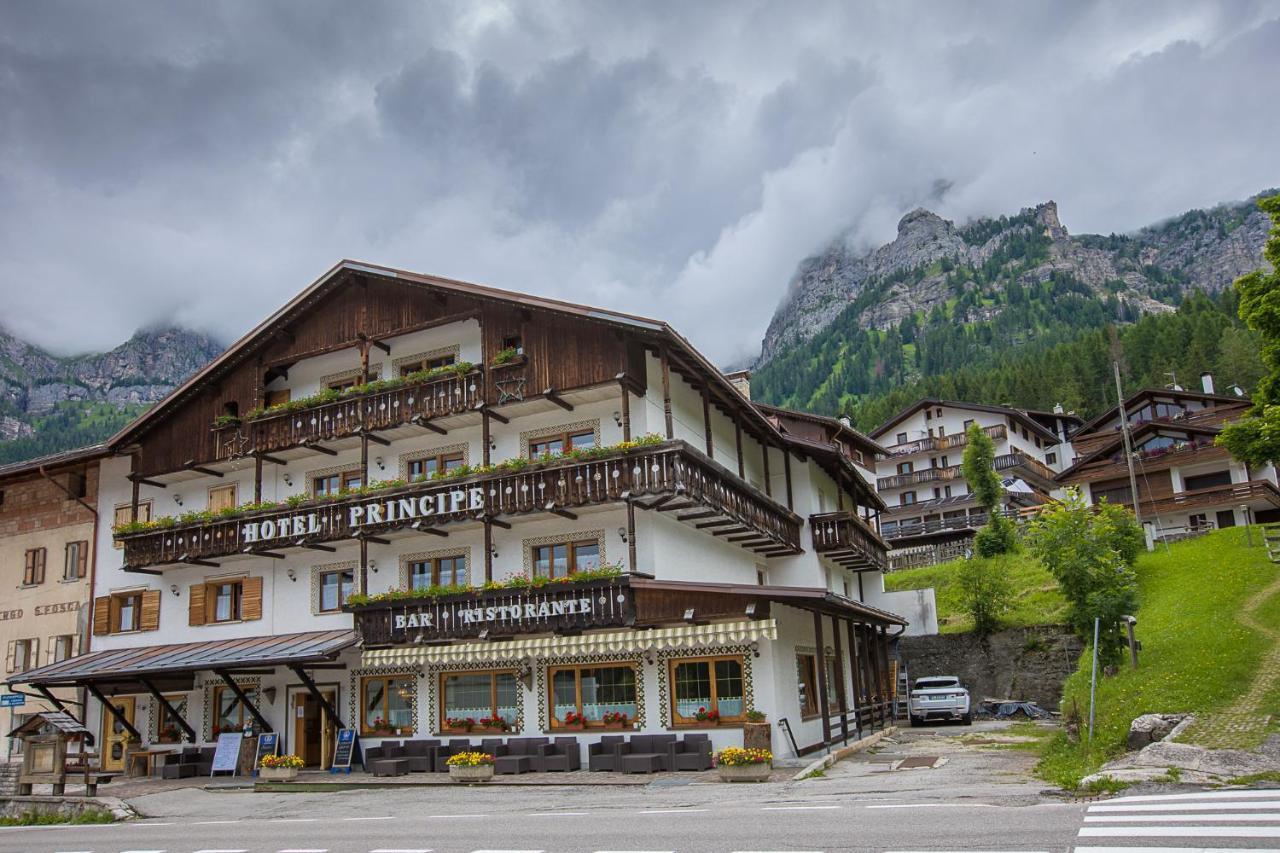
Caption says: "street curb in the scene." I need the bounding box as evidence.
[252,779,654,792]
[792,726,898,781]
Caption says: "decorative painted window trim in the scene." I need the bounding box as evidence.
[348,666,419,736]
[520,529,606,576]
[311,560,359,615]
[534,653,644,732]
[149,690,191,743]
[397,442,470,480]
[655,645,755,729]
[399,547,471,589]
[305,462,364,498]
[320,363,383,387]
[427,660,527,735]
[393,345,460,372]
[519,418,601,459]
[200,675,261,739]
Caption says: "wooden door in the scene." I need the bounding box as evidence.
[292,690,337,769]
[100,695,136,773]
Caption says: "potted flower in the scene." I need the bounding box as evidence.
[446,751,495,783]
[558,711,586,731]
[693,707,721,725]
[259,753,304,781]
[743,710,771,751]
[443,716,476,733]
[714,747,772,782]
[368,717,396,736]
[601,711,629,730]
[477,716,510,734]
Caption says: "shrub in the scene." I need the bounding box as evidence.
[974,513,1017,558]
[957,557,1012,636]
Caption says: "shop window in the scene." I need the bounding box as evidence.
[156,694,188,743]
[529,429,596,458]
[23,548,46,585]
[361,675,416,736]
[796,653,839,719]
[531,538,601,579]
[312,469,363,497]
[439,671,517,730]
[51,634,75,663]
[208,484,238,513]
[318,568,355,613]
[549,664,637,728]
[407,451,465,481]
[408,554,467,589]
[264,388,291,409]
[211,685,259,737]
[64,540,88,581]
[669,655,745,725]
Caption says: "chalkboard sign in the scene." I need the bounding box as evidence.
[210,732,244,777]
[330,728,356,774]
[254,732,280,775]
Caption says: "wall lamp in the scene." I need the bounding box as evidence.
[617,526,628,543]
[283,473,293,487]
[490,546,499,559]
[368,559,378,573]
[612,411,623,428]
[169,584,180,597]
[286,568,297,582]
[375,456,386,471]
[172,494,184,507]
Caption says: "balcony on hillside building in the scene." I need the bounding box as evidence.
[115,440,803,571]
[882,424,1007,457]
[810,511,889,572]
[878,448,1056,492]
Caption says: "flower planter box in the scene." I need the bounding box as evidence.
[258,766,299,781]
[474,726,510,735]
[556,722,586,732]
[717,763,772,782]
[490,354,528,370]
[602,722,628,731]
[449,764,494,783]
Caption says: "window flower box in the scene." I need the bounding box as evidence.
[601,711,630,730]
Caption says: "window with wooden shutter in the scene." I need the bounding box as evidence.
[208,484,237,513]
[64,540,88,580]
[189,583,207,626]
[4,641,15,674]
[23,548,46,585]
[139,589,161,632]
[241,576,263,621]
[92,597,111,636]
[264,388,291,409]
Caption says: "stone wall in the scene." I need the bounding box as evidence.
[897,625,1083,710]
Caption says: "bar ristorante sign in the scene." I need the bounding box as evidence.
[352,579,635,646]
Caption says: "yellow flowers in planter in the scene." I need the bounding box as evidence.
[260,753,305,769]
[445,751,495,767]
[714,747,772,766]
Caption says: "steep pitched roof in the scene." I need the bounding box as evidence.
[1073,386,1252,437]
[869,398,1060,445]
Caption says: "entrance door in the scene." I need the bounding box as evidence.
[100,695,136,773]
[292,690,337,769]
[1216,509,1237,529]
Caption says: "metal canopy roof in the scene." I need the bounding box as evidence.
[5,630,357,688]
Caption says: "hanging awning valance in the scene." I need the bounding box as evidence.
[360,618,777,666]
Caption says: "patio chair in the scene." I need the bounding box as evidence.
[587,735,626,771]
[401,739,440,772]
[668,733,713,771]
[536,737,582,772]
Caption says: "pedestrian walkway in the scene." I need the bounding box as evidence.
[1073,787,1280,850]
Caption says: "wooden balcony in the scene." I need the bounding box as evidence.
[810,512,888,571]
[212,370,486,461]
[882,509,1020,542]
[882,424,1006,457]
[877,466,963,490]
[881,450,1056,492]
[1118,479,1280,516]
[115,440,803,570]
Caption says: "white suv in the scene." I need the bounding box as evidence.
[909,675,972,725]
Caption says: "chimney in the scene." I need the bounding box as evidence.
[1200,372,1215,395]
[723,369,752,400]
[839,416,852,429]
[1052,403,1064,414]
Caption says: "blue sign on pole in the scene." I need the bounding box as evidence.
[0,694,25,708]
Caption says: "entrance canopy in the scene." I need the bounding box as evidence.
[6,629,356,693]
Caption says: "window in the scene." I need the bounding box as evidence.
[531,538,601,579]
[439,671,517,730]
[211,684,260,737]
[7,639,35,674]
[1183,470,1233,491]
[23,548,46,585]
[944,485,952,498]
[925,410,932,420]
[963,419,975,430]
[900,491,916,506]
[264,388,291,409]
[63,541,88,581]
[933,487,941,500]
[51,635,75,662]
[1045,452,1057,466]
[313,469,363,497]
[318,568,355,612]
[407,451,465,481]
[361,675,416,735]
[156,694,188,743]
[210,580,243,622]
[113,592,142,632]
[896,461,913,475]
[549,664,637,728]
[500,335,523,354]
[796,653,840,718]
[756,566,767,586]
[67,471,87,499]
[1091,478,1134,506]
[408,555,467,589]
[529,429,596,457]
[113,501,153,548]
[399,353,456,376]
[328,375,360,392]
[941,455,949,467]
[1189,513,1209,530]
[670,656,745,724]
[896,432,908,445]
[208,484,237,513]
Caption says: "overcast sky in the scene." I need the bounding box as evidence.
[2,1,1278,365]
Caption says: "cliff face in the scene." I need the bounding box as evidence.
[758,193,1274,366]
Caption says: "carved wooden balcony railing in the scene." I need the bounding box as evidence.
[877,465,963,490]
[881,509,1020,542]
[993,448,1058,486]
[810,511,888,571]
[879,449,1056,491]
[882,424,1007,457]
[116,440,803,570]
[212,370,485,461]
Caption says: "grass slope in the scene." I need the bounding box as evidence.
[884,552,1068,633]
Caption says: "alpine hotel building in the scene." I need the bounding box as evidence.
[10,261,919,770]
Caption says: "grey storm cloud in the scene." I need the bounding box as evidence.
[1,0,1278,365]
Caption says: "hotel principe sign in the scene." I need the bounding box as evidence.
[240,486,486,544]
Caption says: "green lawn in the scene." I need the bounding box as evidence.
[884,552,1068,633]
[1038,527,1279,788]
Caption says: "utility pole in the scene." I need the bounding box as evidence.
[1088,617,1100,744]
[1114,361,1142,525]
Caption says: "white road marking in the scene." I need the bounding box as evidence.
[275,818,319,823]
[468,849,545,853]
[191,820,240,825]
[867,803,997,809]
[1088,800,1280,812]
[1074,847,1280,853]
[193,849,248,852]
[1079,826,1280,838]
[638,808,709,814]
[343,815,397,821]
[427,814,490,818]
[369,849,432,853]
[1086,813,1280,822]
[119,850,167,853]
[529,812,591,816]
[1106,789,1280,803]
[278,849,329,852]
[761,805,840,811]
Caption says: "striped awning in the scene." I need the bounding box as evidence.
[361,618,777,666]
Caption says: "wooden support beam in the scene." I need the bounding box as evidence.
[702,387,713,456]
[711,526,750,537]
[831,615,850,744]
[357,332,392,355]
[813,610,831,744]
[726,534,769,544]
[618,374,632,442]
[735,421,744,479]
[302,441,337,456]
[254,453,263,503]
[543,388,574,411]
[410,521,449,537]
[487,516,512,530]
[242,549,286,560]
[180,557,221,568]
[85,683,142,742]
[484,519,493,584]
[695,519,737,529]
[482,410,491,467]
[545,503,578,520]
[127,475,167,489]
[415,417,448,435]
[359,536,369,594]
[360,431,391,447]
[299,542,336,552]
[761,443,772,498]
[660,346,674,439]
[643,494,679,512]
[289,665,346,730]
[627,499,637,574]
[359,535,390,545]
[141,678,197,743]
[122,566,166,576]
[784,451,794,511]
[214,670,272,733]
[482,407,509,425]
[654,501,695,513]
[185,462,224,478]
[676,510,718,522]
[255,452,287,466]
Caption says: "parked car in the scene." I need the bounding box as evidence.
[908,675,972,725]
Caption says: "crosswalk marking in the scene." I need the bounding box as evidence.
[1088,800,1280,812]
[1104,788,1280,803]
[1079,825,1280,838]
[1085,812,1280,822]
[1074,847,1280,853]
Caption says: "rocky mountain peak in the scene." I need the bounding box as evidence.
[1031,201,1067,240]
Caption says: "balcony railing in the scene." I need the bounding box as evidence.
[883,424,1007,457]
[116,440,803,570]
[213,369,487,461]
[1111,479,1280,516]
[810,511,888,571]
[994,448,1058,485]
[877,466,963,490]
[881,509,1020,541]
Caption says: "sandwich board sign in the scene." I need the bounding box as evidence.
[210,731,244,777]
[253,732,280,775]
[330,728,356,774]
